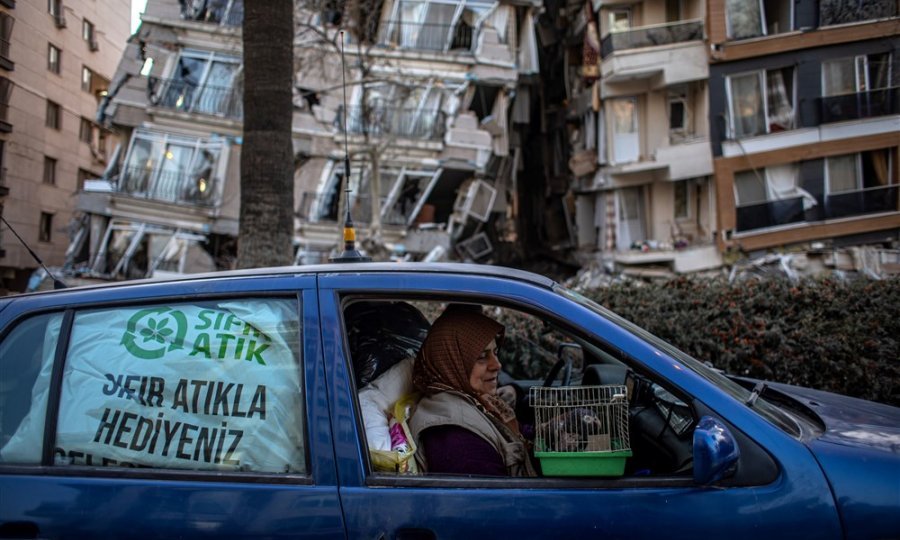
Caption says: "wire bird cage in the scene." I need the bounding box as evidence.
[529,385,632,476]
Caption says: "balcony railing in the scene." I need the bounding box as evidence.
[118,166,220,207]
[148,77,243,120]
[601,19,703,58]
[824,185,898,220]
[180,0,244,27]
[298,190,407,226]
[337,105,446,141]
[818,87,899,124]
[736,197,805,232]
[378,20,476,52]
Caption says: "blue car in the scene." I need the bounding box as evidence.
[0,263,897,539]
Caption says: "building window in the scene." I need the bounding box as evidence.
[725,0,793,40]
[39,212,53,242]
[79,117,93,143]
[45,100,61,129]
[379,0,500,52]
[674,180,690,220]
[0,76,11,125]
[733,165,811,231]
[82,18,97,50]
[726,66,795,139]
[0,13,14,65]
[156,50,242,118]
[77,168,96,191]
[824,150,895,219]
[609,97,639,164]
[43,156,57,185]
[47,43,61,74]
[820,0,897,27]
[822,53,891,97]
[81,66,93,92]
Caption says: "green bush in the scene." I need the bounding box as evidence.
[583,277,900,407]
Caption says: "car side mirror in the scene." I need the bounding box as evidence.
[693,415,740,486]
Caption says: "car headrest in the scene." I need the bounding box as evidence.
[582,364,629,387]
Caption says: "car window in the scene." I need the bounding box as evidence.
[342,297,695,480]
[2,298,306,473]
[0,313,63,464]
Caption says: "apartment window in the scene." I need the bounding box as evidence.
[726,66,795,138]
[0,13,14,65]
[380,0,499,52]
[0,76,11,126]
[158,50,242,118]
[609,8,632,32]
[43,156,56,185]
[725,0,792,40]
[674,180,690,219]
[47,43,61,74]
[825,150,895,218]
[734,165,811,231]
[79,117,92,143]
[77,168,96,191]
[82,18,97,50]
[48,0,62,17]
[81,66,93,92]
[39,212,53,242]
[820,0,897,27]
[609,97,639,164]
[822,53,891,96]
[45,100,61,129]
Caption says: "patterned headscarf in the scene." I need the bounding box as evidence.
[413,306,520,433]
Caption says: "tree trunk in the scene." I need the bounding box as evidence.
[238,0,295,268]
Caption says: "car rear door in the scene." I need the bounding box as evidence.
[318,270,843,540]
[0,275,345,539]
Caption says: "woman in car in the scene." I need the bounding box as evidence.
[409,306,537,477]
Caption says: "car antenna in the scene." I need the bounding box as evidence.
[0,215,67,289]
[330,29,371,263]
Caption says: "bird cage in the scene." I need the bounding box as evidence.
[529,385,632,476]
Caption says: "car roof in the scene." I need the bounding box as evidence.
[19,262,559,297]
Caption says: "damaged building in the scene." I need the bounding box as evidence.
[62,0,542,281]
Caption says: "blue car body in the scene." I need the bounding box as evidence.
[0,263,897,539]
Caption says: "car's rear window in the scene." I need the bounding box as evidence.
[1,298,307,474]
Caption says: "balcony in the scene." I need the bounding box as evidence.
[117,166,220,207]
[180,0,244,27]
[598,20,707,88]
[148,77,243,120]
[824,185,898,220]
[601,20,703,59]
[820,0,897,26]
[736,197,805,232]
[337,105,446,141]
[378,20,476,53]
[818,87,899,124]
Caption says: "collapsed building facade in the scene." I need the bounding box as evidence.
[59,0,897,283]
[64,0,542,280]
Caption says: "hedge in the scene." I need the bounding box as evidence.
[582,277,900,407]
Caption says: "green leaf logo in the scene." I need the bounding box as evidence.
[121,308,188,359]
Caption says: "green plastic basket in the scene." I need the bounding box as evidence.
[535,450,632,477]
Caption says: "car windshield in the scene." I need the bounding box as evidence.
[555,285,801,437]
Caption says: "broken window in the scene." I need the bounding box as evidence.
[381,0,496,52]
[733,165,812,231]
[467,84,499,121]
[667,84,692,142]
[119,129,225,206]
[180,0,244,26]
[725,0,792,40]
[156,50,242,119]
[820,0,896,26]
[726,66,795,138]
[347,82,446,140]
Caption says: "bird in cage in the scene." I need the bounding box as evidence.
[539,407,605,452]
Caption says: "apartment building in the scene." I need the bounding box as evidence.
[0,0,129,292]
[708,0,899,267]
[65,0,541,279]
[547,0,720,276]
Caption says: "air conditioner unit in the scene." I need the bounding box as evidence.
[89,38,98,52]
[54,13,67,28]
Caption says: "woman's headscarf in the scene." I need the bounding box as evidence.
[412,306,520,433]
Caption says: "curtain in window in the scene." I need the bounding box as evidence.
[610,98,638,164]
[822,58,856,97]
[766,70,794,131]
[827,155,858,193]
[726,0,763,39]
[869,150,890,187]
[729,73,764,138]
[616,187,644,250]
[197,61,239,115]
[766,164,816,209]
[399,1,425,47]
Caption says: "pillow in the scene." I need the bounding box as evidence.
[358,356,414,451]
